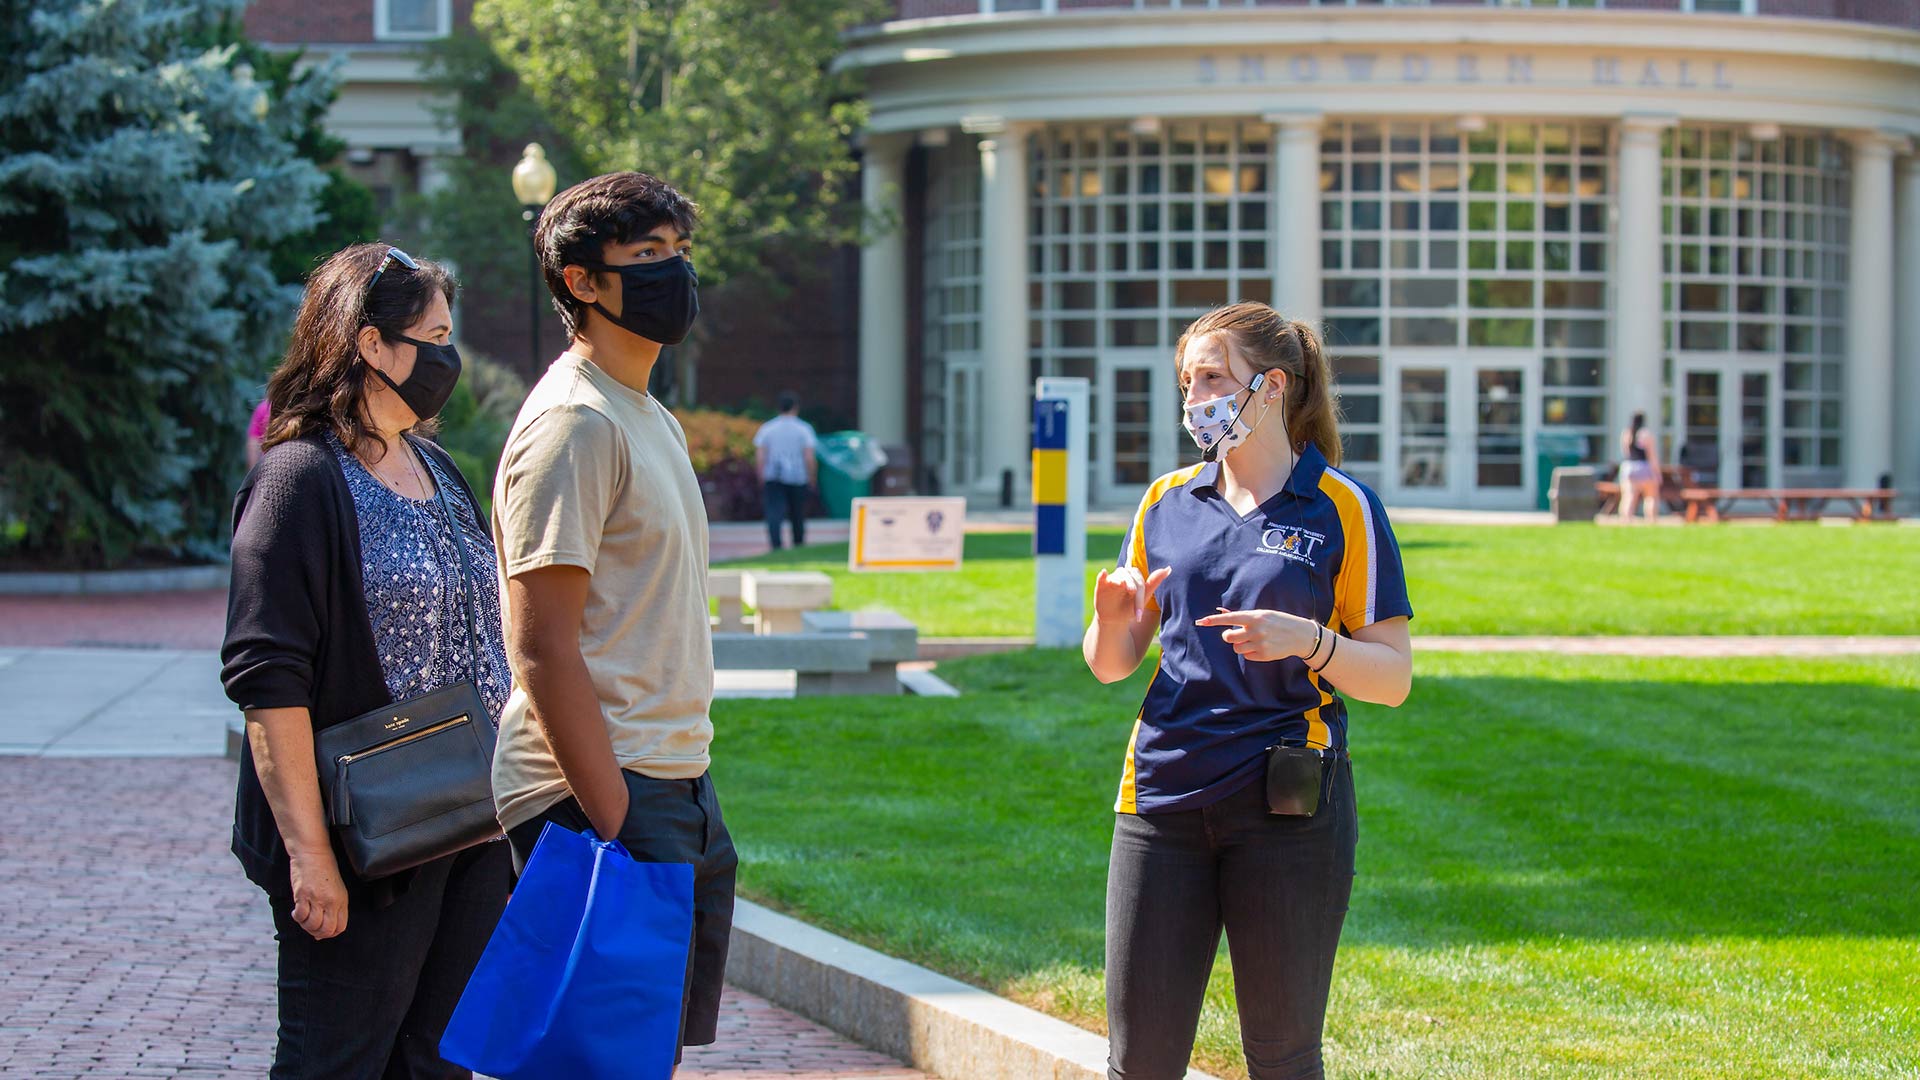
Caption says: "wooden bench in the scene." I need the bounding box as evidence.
[1595,465,1695,516]
[1679,487,1898,523]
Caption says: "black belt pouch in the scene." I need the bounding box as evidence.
[1264,745,1328,817]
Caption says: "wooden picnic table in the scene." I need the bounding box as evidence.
[1679,487,1898,523]
[1595,465,1695,515]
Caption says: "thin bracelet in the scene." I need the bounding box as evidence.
[1312,633,1340,673]
[1304,621,1323,665]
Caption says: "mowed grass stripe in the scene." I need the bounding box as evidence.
[1360,655,1920,943]
[722,523,1920,637]
[712,650,1920,1079]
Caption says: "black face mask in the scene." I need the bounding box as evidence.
[369,335,462,421]
[582,256,699,346]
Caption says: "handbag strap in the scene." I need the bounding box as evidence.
[410,435,484,689]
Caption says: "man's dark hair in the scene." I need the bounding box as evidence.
[534,172,700,340]
[778,392,799,414]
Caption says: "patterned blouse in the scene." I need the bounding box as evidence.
[327,432,512,722]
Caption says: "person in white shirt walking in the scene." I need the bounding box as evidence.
[753,393,817,549]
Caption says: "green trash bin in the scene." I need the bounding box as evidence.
[814,431,890,519]
[1535,431,1588,510]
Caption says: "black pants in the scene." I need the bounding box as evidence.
[1106,761,1357,1080]
[763,481,807,549]
[506,769,738,1051]
[270,840,512,1080]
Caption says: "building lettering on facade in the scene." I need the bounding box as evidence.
[1197,53,1734,92]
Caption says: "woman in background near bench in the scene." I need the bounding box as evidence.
[1618,410,1660,523]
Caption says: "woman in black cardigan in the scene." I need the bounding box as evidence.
[223,244,512,1079]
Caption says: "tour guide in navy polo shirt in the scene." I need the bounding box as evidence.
[1083,302,1413,1080]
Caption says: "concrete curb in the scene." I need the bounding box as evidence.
[0,564,228,595]
[726,900,1220,1080]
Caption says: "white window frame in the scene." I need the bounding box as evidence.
[374,0,452,42]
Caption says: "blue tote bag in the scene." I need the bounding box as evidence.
[440,823,694,1079]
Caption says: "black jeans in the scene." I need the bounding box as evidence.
[270,840,512,1080]
[506,769,738,1051]
[763,481,808,549]
[1106,760,1357,1080]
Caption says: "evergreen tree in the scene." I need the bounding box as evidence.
[0,0,331,566]
[215,23,383,289]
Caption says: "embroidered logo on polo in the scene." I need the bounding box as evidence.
[1257,524,1327,565]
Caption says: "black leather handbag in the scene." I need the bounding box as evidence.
[314,444,502,881]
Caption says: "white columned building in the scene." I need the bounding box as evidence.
[1845,132,1899,489]
[1269,112,1324,326]
[1897,152,1920,512]
[840,3,1920,510]
[1611,114,1672,453]
[858,132,914,446]
[971,117,1037,503]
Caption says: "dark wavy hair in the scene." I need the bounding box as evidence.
[262,243,456,462]
[534,171,699,339]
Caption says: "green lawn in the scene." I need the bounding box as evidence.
[711,649,1920,1079]
[721,523,1920,637]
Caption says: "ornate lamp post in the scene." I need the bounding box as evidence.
[510,143,558,369]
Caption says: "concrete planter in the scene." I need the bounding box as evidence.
[0,563,229,596]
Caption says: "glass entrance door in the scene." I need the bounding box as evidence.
[1678,361,1775,489]
[1387,355,1537,507]
[1099,350,1177,506]
[1473,366,1528,494]
[1394,365,1454,501]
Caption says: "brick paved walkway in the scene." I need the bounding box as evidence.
[0,756,926,1079]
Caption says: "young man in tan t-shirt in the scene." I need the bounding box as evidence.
[490,172,735,1057]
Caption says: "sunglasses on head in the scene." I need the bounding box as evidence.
[366,246,418,294]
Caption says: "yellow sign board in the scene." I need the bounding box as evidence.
[849,497,967,572]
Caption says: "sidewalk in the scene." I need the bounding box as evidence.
[0,661,928,1080]
[4,630,1916,759]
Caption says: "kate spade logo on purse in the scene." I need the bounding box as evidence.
[384,716,413,732]
[1258,525,1326,565]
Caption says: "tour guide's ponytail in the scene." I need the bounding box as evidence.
[1174,302,1344,467]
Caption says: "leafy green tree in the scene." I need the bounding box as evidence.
[468,0,882,287]
[0,0,331,566]
[406,27,590,372]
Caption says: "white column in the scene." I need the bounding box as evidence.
[970,117,1035,504]
[1611,115,1671,455]
[1846,132,1898,489]
[1266,113,1323,325]
[1897,152,1920,512]
[858,133,913,447]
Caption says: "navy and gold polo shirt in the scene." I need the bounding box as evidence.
[1114,442,1412,815]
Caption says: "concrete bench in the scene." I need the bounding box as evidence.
[801,610,918,663]
[712,630,897,696]
[800,610,919,696]
[742,571,834,636]
[709,570,748,633]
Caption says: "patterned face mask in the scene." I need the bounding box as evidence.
[1182,372,1266,462]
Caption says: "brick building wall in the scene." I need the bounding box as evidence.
[244,0,478,44]
[691,249,864,430]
